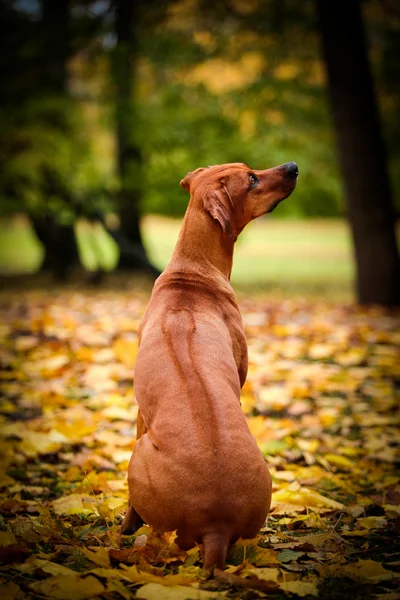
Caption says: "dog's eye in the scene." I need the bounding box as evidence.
[249,174,259,188]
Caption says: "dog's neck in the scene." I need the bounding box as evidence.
[170,202,235,280]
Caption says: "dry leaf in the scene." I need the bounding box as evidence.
[136,583,227,599]
[29,574,105,599]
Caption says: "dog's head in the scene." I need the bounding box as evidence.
[180,162,298,240]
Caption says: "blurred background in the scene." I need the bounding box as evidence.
[0,0,399,303]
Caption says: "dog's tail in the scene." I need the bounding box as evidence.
[202,531,230,570]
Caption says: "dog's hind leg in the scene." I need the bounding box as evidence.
[120,501,145,535]
[202,531,230,570]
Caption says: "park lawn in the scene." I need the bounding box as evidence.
[143,216,354,293]
[0,215,354,297]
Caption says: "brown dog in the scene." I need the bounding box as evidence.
[121,161,298,568]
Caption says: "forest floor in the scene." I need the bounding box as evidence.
[0,283,399,599]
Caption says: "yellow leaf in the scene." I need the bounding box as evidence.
[0,469,15,487]
[335,347,368,367]
[101,406,137,421]
[75,347,94,362]
[51,494,98,516]
[383,504,400,516]
[297,439,319,453]
[319,559,395,583]
[308,343,334,360]
[257,385,291,411]
[113,338,138,368]
[29,574,105,599]
[20,431,61,457]
[247,415,267,438]
[0,581,21,599]
[88,567,127,579]
[120,564,196,586]
[240,565,281,582]
[185,53,265,95]
[81,546,110,568]
[341,446,363,457]
[94,430,131,447]
[324,453,353,470]
[111,450,132,464]
[105,496,125,512]
[341,529,370,537]
[271,484,344,510]
[274,62,301,81]
[104,579,131,600]
[136,583,228,600]
[280,579,319,597]
[0,531,17,546]
[17,558,75,577]
[229,539,279,566]
[357,516,387,530]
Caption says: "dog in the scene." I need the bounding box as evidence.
[121,161,298,569]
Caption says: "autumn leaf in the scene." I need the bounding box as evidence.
[136,583,228,599]
[0,290,399,599]
[81,546,111,568]
[51,494,99,516]
[29,574,105,599]
[120,564,197,586]
[271,481,345,511]
[17,557,76,577]
[280,578,319,597]
[112,338,138,368]
[319,559,396,583]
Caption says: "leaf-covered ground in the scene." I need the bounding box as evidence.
[0,285,399,599]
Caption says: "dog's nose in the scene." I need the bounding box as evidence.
[283,162,299,177]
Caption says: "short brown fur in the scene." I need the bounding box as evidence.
[121,161,298,569]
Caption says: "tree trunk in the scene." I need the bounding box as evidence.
[316,0,400,306]
[113,0,159,275]
[36,0,79,279]
[32,215,79,280]
[41,0,69,93]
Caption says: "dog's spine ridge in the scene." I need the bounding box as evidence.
[202,532,229,570]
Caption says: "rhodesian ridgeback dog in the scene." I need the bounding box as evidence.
[121,161,298,569]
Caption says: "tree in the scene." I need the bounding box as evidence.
[0,0,159,279]
[316,0,400,306]
[31,0,80,279]
[111,0,160,275]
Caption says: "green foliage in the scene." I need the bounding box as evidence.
[138,81,343,217]
[0,96,113,223]
[1,0,398,222]
[128,0,344,218]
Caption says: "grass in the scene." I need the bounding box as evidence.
[142,215,355,297]
[0,214,355,298]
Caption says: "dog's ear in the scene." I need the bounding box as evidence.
[180,167,206,192]
[203,188,236,240]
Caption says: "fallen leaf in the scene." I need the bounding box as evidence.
[17,557,75,576]
[120,564,197,586]
[278,549,305,563]
[0,531,17,546]
[29,574,105,599]
[280,578,319,597]
[113,338,138,368]
[136,583,227,599]
[81,546,110,568]
[357,516,387,530]
[319,559,395,583]
[51,494,98,516]
[271,484,344,510]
